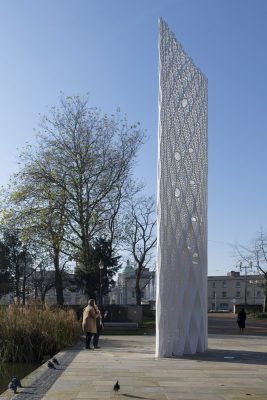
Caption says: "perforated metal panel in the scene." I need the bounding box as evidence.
[156,19,208,357]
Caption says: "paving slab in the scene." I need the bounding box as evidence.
[1,334,267,399]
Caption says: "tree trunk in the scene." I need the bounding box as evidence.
[135,283,142,305]
[54,249,64,306]
[136,289,142,305]
[22,273,26,306]
[135,263,143,305]
[15,263,20,303]
[21,258,28,306]
[41,292,46,303]
[264,278,267,312]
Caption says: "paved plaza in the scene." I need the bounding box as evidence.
[2,328,267,400]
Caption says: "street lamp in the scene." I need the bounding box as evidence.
[99,260,104,307]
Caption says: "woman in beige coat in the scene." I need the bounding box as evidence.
[82,299,100,349]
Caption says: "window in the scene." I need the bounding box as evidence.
[257,291,261,297]
[246,290,250,297]
[236,281,240,287]
[236,291,240,298]
[212,282,216,288]
[222,281,227,288]
[212,291,216,298]
[219,303,228,310]
[222,291,227,298]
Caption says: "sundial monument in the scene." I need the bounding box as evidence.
[156,19,208,357]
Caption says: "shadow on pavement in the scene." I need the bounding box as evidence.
[178,348,267,366]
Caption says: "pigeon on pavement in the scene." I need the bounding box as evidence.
[52,357,59,365]
[48,360,56,369]
[113,380,120,392]
[12,376,22,387]
[9,376,22,393]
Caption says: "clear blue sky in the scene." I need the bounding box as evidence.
[0,0,267,276]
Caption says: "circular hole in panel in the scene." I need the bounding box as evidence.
[192,253,199,265]
[175,188,180,198]
[174,152,181,161]
[189,148,194,153]
[191,216,197,222]
[182,99,187,108]
[190,180,195,186]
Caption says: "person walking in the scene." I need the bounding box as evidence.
[237,307,247,333]
[82,299,100,349]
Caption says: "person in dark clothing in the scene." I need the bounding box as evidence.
[93,306,103,349]
[237,308,246,333]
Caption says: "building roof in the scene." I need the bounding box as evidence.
[123,260,135,274]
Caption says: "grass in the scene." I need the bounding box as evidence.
[248,311,267,319]
[0,304,81,363]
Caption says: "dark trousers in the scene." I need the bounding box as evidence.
[93,329,100,347]
[85,332,93,349]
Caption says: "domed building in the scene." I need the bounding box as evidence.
[109,260,156,305]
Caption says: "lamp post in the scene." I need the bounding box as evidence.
[238,261,252,305]
[99,260,104,307]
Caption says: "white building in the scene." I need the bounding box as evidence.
[208,271,264,311]
[109,267,265,311]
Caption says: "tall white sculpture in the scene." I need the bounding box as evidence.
[156,19,208,357]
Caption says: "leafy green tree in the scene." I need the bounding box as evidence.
[11,95,143,283]
[1,186,69,305]
[3,95,143,305]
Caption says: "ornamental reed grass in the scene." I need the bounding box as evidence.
[0,303,82,363]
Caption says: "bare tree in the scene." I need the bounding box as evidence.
[236,230,267,312]
[123,196,157,305]
[29,261,54,303]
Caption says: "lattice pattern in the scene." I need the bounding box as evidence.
[156,19,208,357]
